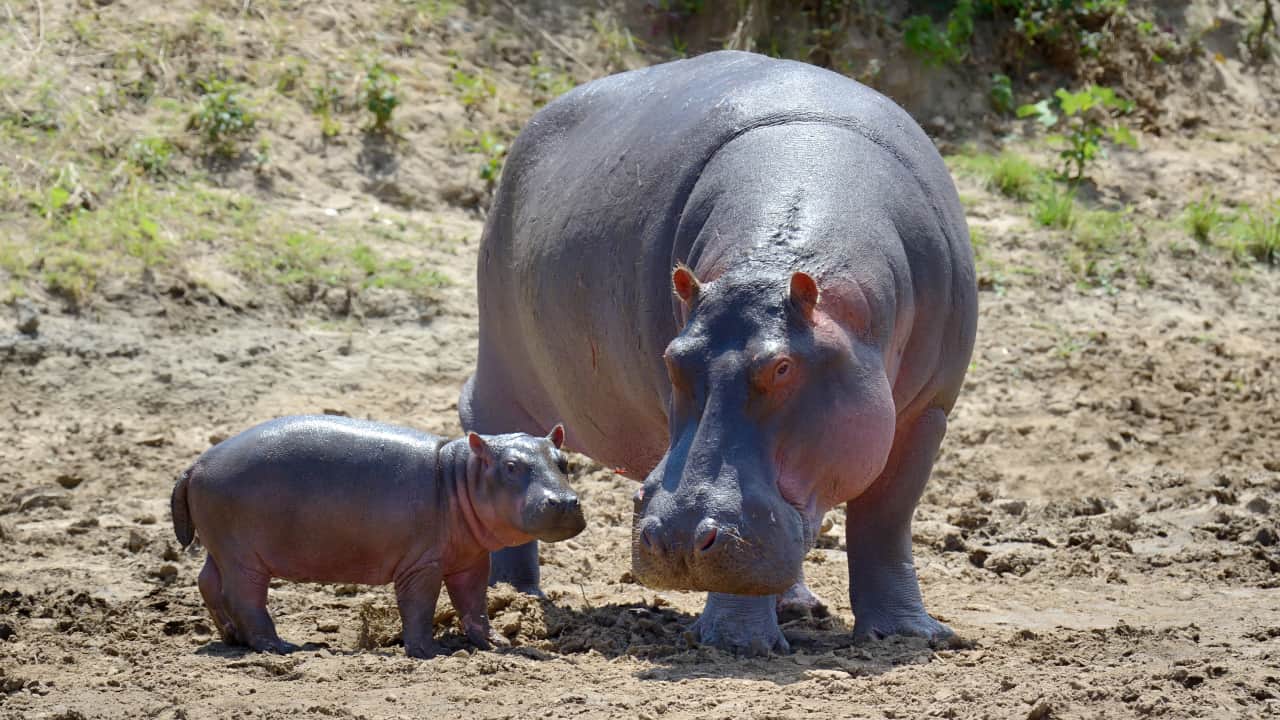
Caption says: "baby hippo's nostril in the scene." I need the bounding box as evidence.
[694,518,719,553]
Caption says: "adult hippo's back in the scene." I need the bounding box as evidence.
[461,50,977,654]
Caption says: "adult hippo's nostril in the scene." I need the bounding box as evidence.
[694,518,719,554]
[639,518,663,553]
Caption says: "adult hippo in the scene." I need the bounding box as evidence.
[460,50,977,654]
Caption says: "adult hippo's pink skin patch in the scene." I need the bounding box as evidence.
[460,50,977,654]
[170,416,584,658]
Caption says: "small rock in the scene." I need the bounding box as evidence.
[126,530,147,553]
[805,669,848,682]
[208,433,228,446]
[136,436,167,447]
[55,473,84,490]
[941,532,967,553]
[450,649,469,659]
[161,546,180,561]
[150,564,178,582]
[134,514,157,525]
[1026,700,1052,720]
[497,611,522,637]
[1255,528,1277,547]
[317,622,340,633]
[0,622,14,641]
[18,489,72,512]
[15,301,38,336]
[996,499,1027,516]
[1246,497,1271,514]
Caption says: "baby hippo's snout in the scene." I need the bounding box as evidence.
[526,486,586,542]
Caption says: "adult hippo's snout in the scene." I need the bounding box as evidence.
[631,437,808,596]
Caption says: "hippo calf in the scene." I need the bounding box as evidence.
[461,50,977,653]
[170,415,585,658]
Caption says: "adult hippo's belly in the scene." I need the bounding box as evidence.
[460,50,978,654]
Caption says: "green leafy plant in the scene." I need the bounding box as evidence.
[990,73,1014,114]
[128,137,175,177]
[450,66,496,109]
[188,79,256,157]
[1017,85,1136,182]
[949,150,1045,201]
[464,130,508,186]
[363,61,400,134]
[902,0,974,66]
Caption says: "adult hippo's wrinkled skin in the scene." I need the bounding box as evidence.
[460,51,977,654]
[171,416,585,658]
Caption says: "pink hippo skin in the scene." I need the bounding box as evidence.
[170,416,585,658]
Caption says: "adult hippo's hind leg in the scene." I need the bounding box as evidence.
[846,407,952,643]
[459,371,546,597]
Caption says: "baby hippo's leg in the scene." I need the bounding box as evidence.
[219,559,298,654]
[446,557,510,651]
[394,565,443,659]
[197,555,240,645]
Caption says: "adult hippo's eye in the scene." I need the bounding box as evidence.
[775,359,791,378]
[505,460,519,474]
[753,356,797,395]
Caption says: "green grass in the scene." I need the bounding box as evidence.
[1033,188,1076,229]
[948,150,1046,201]
[1228,203,1280,266]
[234,231,449,296]
[1183,194,1223,244]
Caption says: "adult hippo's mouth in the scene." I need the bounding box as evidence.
[629,456,809,596]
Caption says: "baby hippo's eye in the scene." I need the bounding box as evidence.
[505,460,519,474]
[775,359,791,378]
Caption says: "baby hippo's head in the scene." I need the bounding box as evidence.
[468,426,586,543]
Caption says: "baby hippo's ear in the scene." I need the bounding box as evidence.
[468,432,495,467]
[547,424,565,450]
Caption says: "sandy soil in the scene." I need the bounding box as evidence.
[3,2,1280,719]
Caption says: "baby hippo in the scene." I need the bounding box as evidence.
[170,415,586,658]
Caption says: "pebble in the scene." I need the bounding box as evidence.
[15,302,38,336]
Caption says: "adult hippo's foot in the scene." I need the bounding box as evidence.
[688,593,790,656]
[488,541,544,597]
[847,408,954,645]
[848,558,953,643]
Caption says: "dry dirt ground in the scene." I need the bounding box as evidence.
[3,1,1280,719]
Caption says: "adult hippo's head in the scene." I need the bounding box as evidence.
[631,264,897,596]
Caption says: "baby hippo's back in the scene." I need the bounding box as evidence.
[186,415,446,586]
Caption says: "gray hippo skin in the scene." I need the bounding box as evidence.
[170,415,585,658]
[460,50,977,654]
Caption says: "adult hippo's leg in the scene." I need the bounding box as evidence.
[459,372,546,597]
[488,541,542,596]
[846,407,952,642]
[689,593,790,656]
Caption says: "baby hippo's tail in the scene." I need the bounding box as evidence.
[171,468,195,547]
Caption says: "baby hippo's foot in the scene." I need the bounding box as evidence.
[687,593,790,657]
[465,623,512,651]
[248,635,300,655]
[775,580,830,623]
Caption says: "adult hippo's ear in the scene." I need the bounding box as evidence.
[547,424,566,450]
[467,432,496,468]
[672,264,701,306]
[789,271,820,322]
